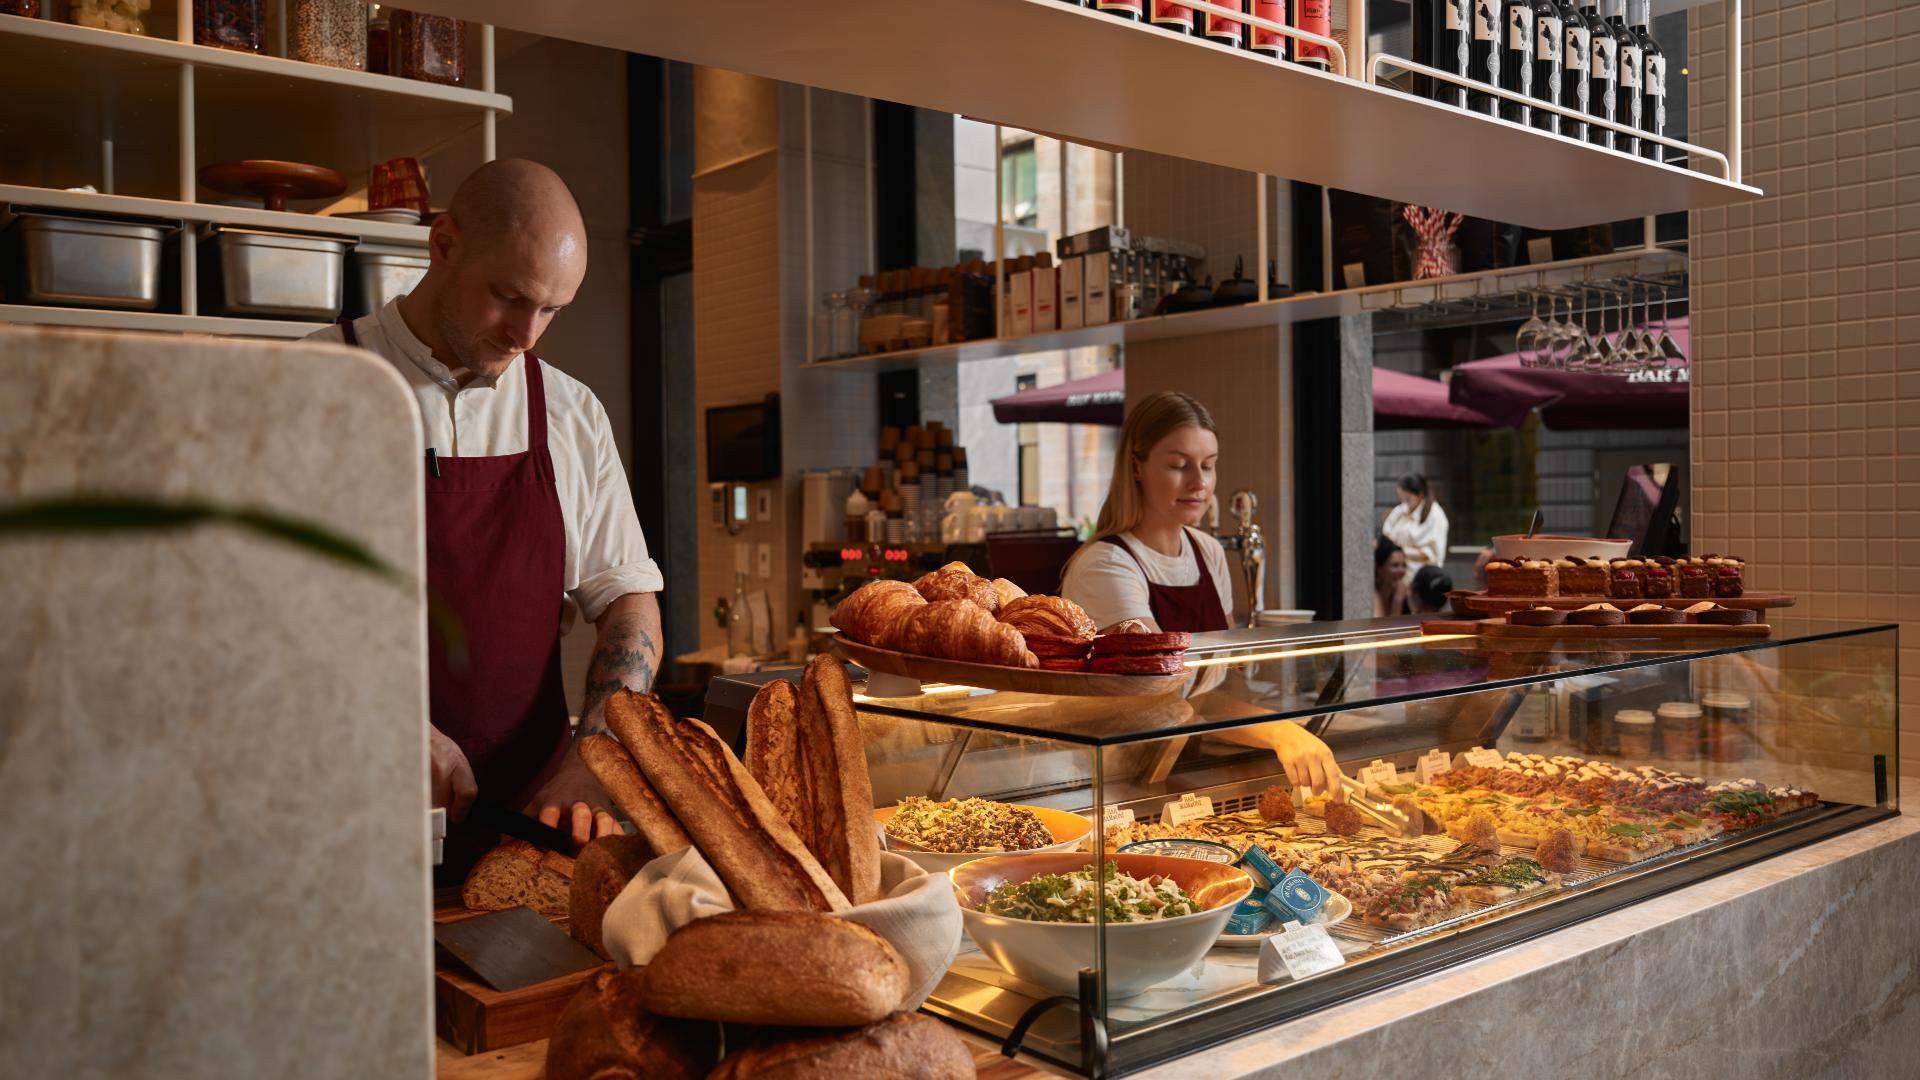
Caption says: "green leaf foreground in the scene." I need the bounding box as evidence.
[0,495,465,666]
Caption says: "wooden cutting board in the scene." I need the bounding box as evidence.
[434,889,604,1054]
[1449,590,1795,617]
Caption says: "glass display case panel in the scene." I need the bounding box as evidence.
[841,620,1899,1076]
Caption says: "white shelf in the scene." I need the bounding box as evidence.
[0,185,429,245]
[415,0,1759,230]
[0,304,326,339]
[806,246,1684,372]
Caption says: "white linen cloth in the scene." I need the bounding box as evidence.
[1381,501,1450,574]
[1060,528,1235,632]
[308,299,661,621]
[601,848,963,1009]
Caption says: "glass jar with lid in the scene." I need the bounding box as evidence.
[388,8,465,85]
[843,286,874,355]
[290,0,368,69]
[194,0,263,52]
[818,292,848,361]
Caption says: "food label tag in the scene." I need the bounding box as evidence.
[1261,921,1345,982]
[1528,237,1555,264]
[1416,749,1452,783]
[1091,805,1134,841]
[1462,747,1506,768]
[1357,760,1399,789]
[1161,793,1214,826]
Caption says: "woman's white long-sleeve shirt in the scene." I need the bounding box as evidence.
[1381,501,1449,572]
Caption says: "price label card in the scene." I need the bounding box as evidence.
[1160,793,1215,827]
[1091,805,1134,840]
[1357,760,1399,789]
[1416,749,1452,783]
[1462,747,1506,768]
[1527,236,1556,264]
[1257,921,1346,983]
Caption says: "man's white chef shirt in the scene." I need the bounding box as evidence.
[308,298,662,623]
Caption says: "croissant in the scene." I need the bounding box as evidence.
[830,579,926,649]
[998,595,1098,642]
[897,600,1038,668]
[990,577,1027,609]
[914,568,1000,614]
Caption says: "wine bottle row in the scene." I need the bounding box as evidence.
[1063,0,1338,70]
[1414,0,1670,161]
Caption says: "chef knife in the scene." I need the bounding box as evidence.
[467,800,576,855]
[434,906,603,992]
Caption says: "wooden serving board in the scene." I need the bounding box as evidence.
[1478,618,1771,641]
[433,890,600,1054]
[1450,590,1795,617]
[832,635,1190,697]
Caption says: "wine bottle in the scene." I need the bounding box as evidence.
[1149,0,1193,33]
[1295,0,1333,68]
[1205,0,1247,47]
[1532,0,1566,133]
[1582,0,1618,148]
[1632,0,1666,160]
[1560,1,1591,141]
[1613,0,1641,155]
[1096,0,1143,21]
[1469,0,1501,115]
[1500,0,1535,124]
[1249,0,1285,58]
[1418,0,1472,108]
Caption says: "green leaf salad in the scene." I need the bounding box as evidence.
[982,861,1202,923]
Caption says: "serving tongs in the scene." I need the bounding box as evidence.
[1336,774,1419,837]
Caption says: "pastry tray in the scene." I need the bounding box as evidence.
[831,634,1190,698]
[1449,590,1795,617]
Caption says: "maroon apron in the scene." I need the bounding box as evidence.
[1100,527,1232,633]
[342,319,572,875]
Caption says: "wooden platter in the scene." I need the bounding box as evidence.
[1449,589,1795,617]
[831,634,1190,698]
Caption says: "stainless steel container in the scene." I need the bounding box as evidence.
[198,225,346,320]
[1,208,168,310]
[345,242,429,318]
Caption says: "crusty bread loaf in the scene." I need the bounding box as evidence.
[461,840,574,915]
[640,912,908,1027]
[800,656,882,905]
[543,967,720,1080]
[897,600,1039,668]
[568,834,655,959]
[606,692,848,913]
[831,579,925,649]
[707,1012,976,1079]
[745,679,809,843]
[998,594,1098,641]
[577,733,692,858]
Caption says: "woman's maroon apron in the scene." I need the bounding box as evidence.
[1100,527,1232,633]
[341,319,572,876]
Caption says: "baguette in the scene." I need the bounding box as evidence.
[544,967,720,1080]
[577,733,692,858]
[794,662,852,902]
[707,1012,976,1079]
[640,911,907,1027]
[807,656,882,905]
[746,679,810,843]
[605,691,848,913]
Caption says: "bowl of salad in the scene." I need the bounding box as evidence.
[875,797,1091,875]
[951,852,1253,999]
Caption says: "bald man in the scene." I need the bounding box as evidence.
[311,159,660,871]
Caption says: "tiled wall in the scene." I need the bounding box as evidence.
[1687,0,1920,779]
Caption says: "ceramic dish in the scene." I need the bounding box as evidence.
[1214,891,1353,947]
[951,852,1253,999]
[1491,534,1632,562]
[331,208,423,224]
[874,802,1090,876]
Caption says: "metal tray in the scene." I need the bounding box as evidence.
[197,224,345,320]
[345,242,428,317]
[1,208,169,310]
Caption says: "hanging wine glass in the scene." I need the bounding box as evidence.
[1516,290,1550,367]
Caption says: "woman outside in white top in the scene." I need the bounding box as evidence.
[1061,392,1344,794]
[1380,474,1448,584]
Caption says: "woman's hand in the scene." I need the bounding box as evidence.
[1268,721,1343,797]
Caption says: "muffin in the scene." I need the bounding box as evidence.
[1509,606,1568,627]
[1627,602,1683,625]
[1566,602,1625,626]
[1485,559,1559,597]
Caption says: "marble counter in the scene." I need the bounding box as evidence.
[1139,810,1920,1079]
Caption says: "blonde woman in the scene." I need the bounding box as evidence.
[1062,392,1344,793]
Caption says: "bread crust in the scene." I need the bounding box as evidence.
[706,1011,975,1079]
[807,656,882,905]
[568,834,656,959]
[544,967,720,1080]
[606,692,848,913]
[795,663,850,903]
[898,600,1039,668]
[831,580,926,648]
[640,912,908,1027]
[462,840,574,915]
[915,569,1001,613]
[746,679,810,847]
[577,733,692,858]
[998,595,1098,641]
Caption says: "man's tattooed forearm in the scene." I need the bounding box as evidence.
[578,616,659,734]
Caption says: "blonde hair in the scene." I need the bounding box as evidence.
[1086,391,1218,545]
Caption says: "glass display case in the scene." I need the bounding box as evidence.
[705,617,1900,1076]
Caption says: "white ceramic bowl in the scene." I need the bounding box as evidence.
[874,803,1091,876]
[1491,534,1631,562]
[951,852,1254,999]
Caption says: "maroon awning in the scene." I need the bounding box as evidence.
[1373,366,1504,430]
[1447,317,1690,431]
[989,368,1126,425]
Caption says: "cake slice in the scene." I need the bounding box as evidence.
[1641,559,1675,599]
[1555,556,1610,596]
[1608,559,1645,600]
[1708,556,1745,598]
[1485,559,1558,597]
[1677,558,1713,598]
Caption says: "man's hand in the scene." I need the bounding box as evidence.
[429,724,478,821]
[1268,721,1343,797]
[525,752,620,849]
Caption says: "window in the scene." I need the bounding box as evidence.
[1000,139,1038,228]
